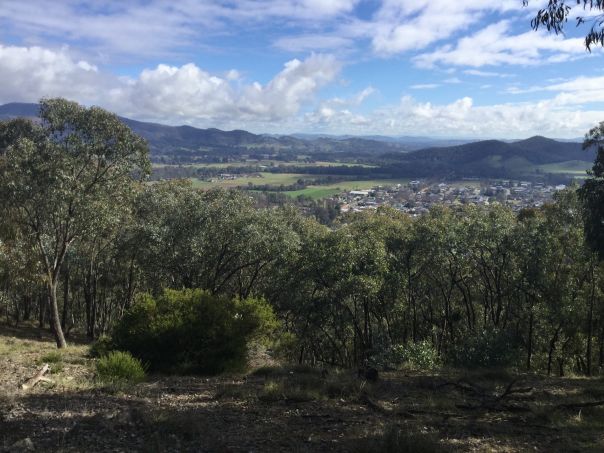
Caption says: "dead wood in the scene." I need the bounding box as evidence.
[437,379,485,396]
[555,399,604,410]
[496,380,534,401]
[21,364,53,391]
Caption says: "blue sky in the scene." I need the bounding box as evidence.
[1,0,603,138]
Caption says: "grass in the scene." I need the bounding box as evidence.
[538,160,592,175]
[3,324,604,451]
[282,178,411,199]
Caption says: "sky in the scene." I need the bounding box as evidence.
[1,0,604,138]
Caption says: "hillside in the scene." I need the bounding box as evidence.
[0,103,410,162]
[0,103,589,179]
[382,136,592,179]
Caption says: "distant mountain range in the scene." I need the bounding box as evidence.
[0,103,417,160]
[0,102,592,180]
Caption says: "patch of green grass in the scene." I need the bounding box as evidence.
[281,178,411,199]
[538,160,592,175]
[39,351,64,373]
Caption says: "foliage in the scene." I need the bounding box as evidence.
[448,329,521,369]
[96,350,146,385]
[112,289,278,374]
[89,335,114,358]
[0,98,150,348]
[391,341,441,370]
[527,0,604,50]
[580,121,604,260]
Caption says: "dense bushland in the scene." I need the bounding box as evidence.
[2,100,604,377]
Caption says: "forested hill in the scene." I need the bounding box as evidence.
[381,136,592,179]
[0,103,588,179]
[0,102,412,160]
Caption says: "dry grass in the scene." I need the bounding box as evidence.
[2,323,604,452]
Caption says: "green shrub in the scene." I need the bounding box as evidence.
[40,351,63,364]
[96,351,146,385]
[400,340,441,370]
[89,335,114,358]
[112,289,278,375]
[448,329,520,369]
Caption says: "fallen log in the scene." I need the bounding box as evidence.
[21,364,53,391]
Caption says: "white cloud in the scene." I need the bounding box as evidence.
[369,0,518,55]
[0,44,114,104]
[506,75,604,106]
[410,84,440,89]
[414,20,587,68]
[464,69,512,77]
[0,43,341,124]
[0,0,360,58]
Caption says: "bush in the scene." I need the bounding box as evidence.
[448,329,520,369]
[96,351,146,385]
[399,340,441,370]
[112,289,278,375]
[89,335,114,358]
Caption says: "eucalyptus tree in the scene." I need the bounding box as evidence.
[580,122,604,260]
[0,98,150,348]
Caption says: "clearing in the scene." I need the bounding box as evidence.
[1,324,604,452]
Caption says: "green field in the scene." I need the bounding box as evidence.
[537,160,591,175]
[282,179,411,199]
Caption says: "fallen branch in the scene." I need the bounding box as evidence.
[21,364,53,391]
[437,379,485,397]
[496,380,533,401]
[555,400,604,410]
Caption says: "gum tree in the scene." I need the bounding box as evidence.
[0,98,150,348]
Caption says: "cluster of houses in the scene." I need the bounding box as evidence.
[337,180,568,215]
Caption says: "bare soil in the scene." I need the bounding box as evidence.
[1,324,604,452]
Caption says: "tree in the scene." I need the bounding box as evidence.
[0,98,150,348]
[527,1,604,50]
[579,122,604,260]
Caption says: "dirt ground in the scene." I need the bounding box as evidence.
[1,324,604,452]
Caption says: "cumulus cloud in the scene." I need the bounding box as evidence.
[0,44,114,104]
[0,43,341,125]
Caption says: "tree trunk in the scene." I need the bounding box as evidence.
[586,265,595,376]
[48,282,67,348]
[527,310,534,372]
[61,265,70,332]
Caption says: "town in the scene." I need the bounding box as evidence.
[337,179,569,215]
